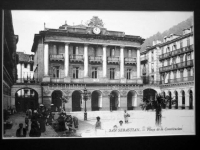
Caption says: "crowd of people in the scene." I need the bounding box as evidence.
[16,104,79,137]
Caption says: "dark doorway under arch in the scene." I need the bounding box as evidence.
[143,88,157,110]
[189,90,193,109]
[91,91,101,111]
[15,88,38,112]
[175,91,178,109]
[51,90,62,111]
[72,91,82,112]
[110,91,119,111]
[168,91,172,109]
[182,91,185,109]
[127,91,137,110]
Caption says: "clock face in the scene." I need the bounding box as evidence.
[93,27,101,34]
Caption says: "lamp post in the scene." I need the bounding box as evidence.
[108,93,114,112]
[81,87,91,121]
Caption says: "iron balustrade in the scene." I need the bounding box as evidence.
[141,56,148,63]
[107,57,120,64]
[50,78,64,83]
[16,78,40,84]
[159,60,193,73]
[89,56,102,63]
[124,57,137,64]
[70,55,84,62]
[50,54,64,61]
[159,45,194,60]
[168,76,194,83]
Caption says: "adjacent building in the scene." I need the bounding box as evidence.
[3,10,18,110]
[141,26,194,109]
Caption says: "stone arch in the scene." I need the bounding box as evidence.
[127,90,137,110]
[168,91,172,109]
[91,90,102,111]
[174,90,178,109]
[110,90,120,111]
[15,87,39,112]
[71,90,82,112]
[51,90,63,111]
[181,90,185,109]
[189,89,193,109]
[143,88,157,102]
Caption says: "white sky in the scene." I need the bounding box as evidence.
[11,10,193,54]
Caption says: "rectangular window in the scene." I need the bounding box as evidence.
[151,51,154,61]
[30,64,33,71]
[187,69,191,77]
[180,40,183,48]
[110,68,115,79]
[174,72,177,79]
[151,63,154,73]
[53,66,60,78]
[73,67,79,79]
[167,59,170,65]
[92,68,98,79]
[24,63,27,68]
[187,37,190,46]
[127,69,131,79]
[128,50,131,57]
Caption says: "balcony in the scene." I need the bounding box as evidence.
[89,56,102,64]
[50,54,64,61]
[142,68,147,75]
[70,55,84,63]
[50,78,64,83]
[141,56,148,63]
[168,76,194,84]
[124,57,137,65]
[107,57,120,64]
[159,60,193,73]
[16,78,40,84]
[159,52,171,60]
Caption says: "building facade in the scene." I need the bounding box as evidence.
[24,17,145,112]
[141,26,194,109]
[3,10,19,110]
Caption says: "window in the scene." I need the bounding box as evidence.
[52,66,60,78]
[180,40,183,48]
[174,71,177,79]
[73,67,79,79]
[180,70,183,79]
[151,51,154,61]
[151,75,154,84]
[173,57,176,64]
[110,48,115,57]
[128,50,131,57]
[167,59,170,65]
[127,69,131,79]
[187,69,191,77]
[24,63,27,68]
[151,63,154,73]
[110,68,115,79]
[173,45,176,51]
[187,37,190,46]
[73,46,78,55]
[92,68,98,78]
[30,64,33,71]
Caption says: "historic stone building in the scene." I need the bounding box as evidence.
[141,26,194,109]
[3,10,19,110]
[28,17,145,112]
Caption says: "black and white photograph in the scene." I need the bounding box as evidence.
[2,10,195,138]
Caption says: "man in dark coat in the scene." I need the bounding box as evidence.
[16,123,26,137]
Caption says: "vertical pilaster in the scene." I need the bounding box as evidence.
[44,43,49,76]
[120,46,125,78]
[137,49,141,78]
[102,45,107,78]
[84,44,89,77]
[64,43,69,77]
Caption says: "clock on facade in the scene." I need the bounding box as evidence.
[93,27,101,34]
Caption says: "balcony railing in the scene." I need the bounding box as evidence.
[142,76,161,85]
[50,78,64,83]
[168,76,194,83]
[159,45,194,60]
[16,78,40,84]
[50,54,64,61]
[159,52,171,60]
[89,56,102,63]
[159,60,193,73]
[107,57,120,64]
[70,55,84,63]
[141,56,148,63]
[124,57,137,65]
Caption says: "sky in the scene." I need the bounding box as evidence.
[11,10,193,54]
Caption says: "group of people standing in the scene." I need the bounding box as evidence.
[16,105,54,137]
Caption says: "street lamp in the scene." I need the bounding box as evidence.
[81,87,91,121]
[108,93,114,112]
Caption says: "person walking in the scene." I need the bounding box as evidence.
[124,110,130,124]
[16,123,27,137]
[29,122,41,137]
[95,116,102,130]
